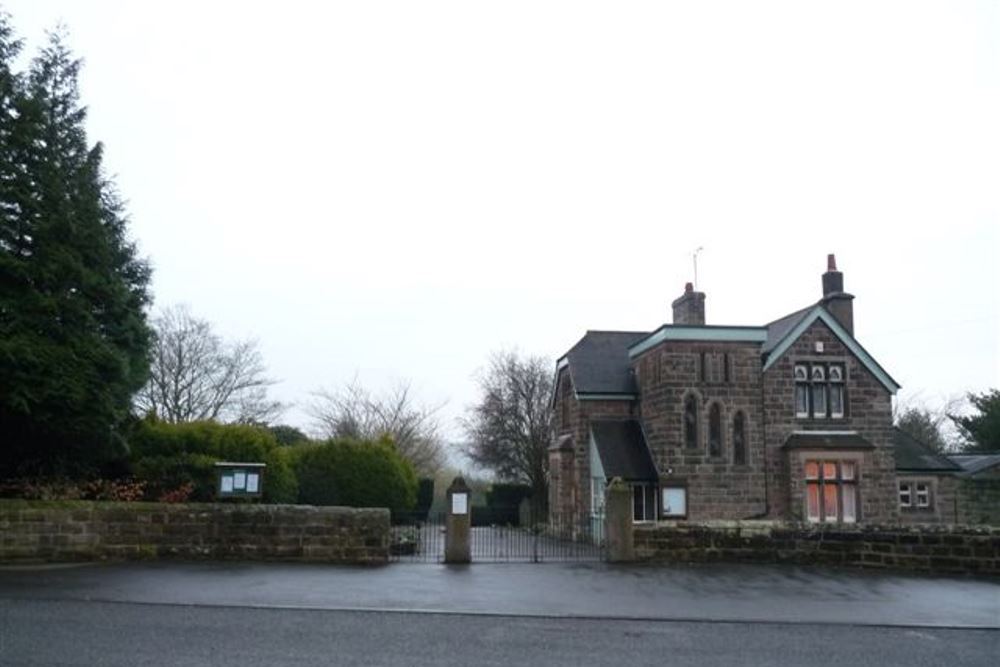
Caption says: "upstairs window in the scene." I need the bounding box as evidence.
[732,412,747,465]
[684,394,699,449]
[795,363,846,419]
[708,403,722,457]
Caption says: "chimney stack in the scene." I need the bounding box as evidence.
[672,282,706,326]
[820,253,855,335]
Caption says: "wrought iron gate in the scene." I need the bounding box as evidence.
[390,509,605,563]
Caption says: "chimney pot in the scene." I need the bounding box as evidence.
[827,254,837,271]
[684,282,693,293]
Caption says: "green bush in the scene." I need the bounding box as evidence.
[485,483,533,508]
[293,437,417,514]
[415,478,434,517]
[127,419,298,503]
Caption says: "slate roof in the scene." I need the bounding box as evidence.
[762,306,812,355]
[561,331,647,396]
[557,302,899,398]
[590,419,659,481]
[891,428,961,472]
[946,453,1000,476]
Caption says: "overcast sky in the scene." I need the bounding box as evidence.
[6,1,998,442]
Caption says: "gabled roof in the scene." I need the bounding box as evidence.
[891,428,961,472]
[761,305,901,394]
[762,306,812,354]
[946,453,1000,476]
[590,419,659,481]
[559,330,647,398]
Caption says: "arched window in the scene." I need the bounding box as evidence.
[684,394,699,449]
[708,403,722,457]
[733,412,747,465]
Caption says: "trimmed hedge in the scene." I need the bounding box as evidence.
[128,420,298,503]
[292,437,417,515]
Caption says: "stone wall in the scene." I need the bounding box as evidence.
[634,521,999,576]
[634,340,767,520]
[0,500,390,564]
[957,479,1000,526]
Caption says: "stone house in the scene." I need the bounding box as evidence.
[893,431,1000,525]
[549,255,903,525]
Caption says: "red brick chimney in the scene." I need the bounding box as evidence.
[672,282,706,325]
[820,254,855,335]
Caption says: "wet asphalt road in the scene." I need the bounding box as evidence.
[2,598,998,666]
[0,561,997,665]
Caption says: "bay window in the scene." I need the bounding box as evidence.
[805,460,857,523]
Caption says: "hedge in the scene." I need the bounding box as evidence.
[127,419,298,503]
[292,437,417,515]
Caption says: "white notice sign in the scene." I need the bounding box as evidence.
[246,473,259,493]
[662,487,686,517]
[451,492,468,515]
[221,476,234,493]
[233,472,247,490]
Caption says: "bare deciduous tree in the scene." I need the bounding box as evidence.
[461,350,552,501]
[136,305,283,424]
[308,379,446,475]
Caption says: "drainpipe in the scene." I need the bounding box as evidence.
[756,357,771,519]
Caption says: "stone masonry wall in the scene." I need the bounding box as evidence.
[762,319,898,523]
[553,363,637,519]
[634,340,767,520]
[634,521,999,576]
[957,479,1000,526]
[0,500,390,564]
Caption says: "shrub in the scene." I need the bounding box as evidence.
[485,483,534,509]
[416,478,434,517]
[294,436,417,515]
[127,419,298,503]
[0,477,146,501]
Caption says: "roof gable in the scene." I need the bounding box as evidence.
[761,306,901,394]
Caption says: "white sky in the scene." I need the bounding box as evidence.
[6,1,999,440]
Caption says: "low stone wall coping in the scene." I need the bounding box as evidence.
[0,500,390,565]
[633,521,999,576]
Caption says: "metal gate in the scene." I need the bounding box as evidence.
[390,509,605,563]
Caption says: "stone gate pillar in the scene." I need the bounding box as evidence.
[605,477,635,563]
[445,476,471,564]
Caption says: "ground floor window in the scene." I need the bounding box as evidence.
[899,481,932,510]
[632,483,657,522]
[591,477,606,516]
[805,460,857,523]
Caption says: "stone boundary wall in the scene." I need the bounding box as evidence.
[0,500,390,564]
[634,521,999,576]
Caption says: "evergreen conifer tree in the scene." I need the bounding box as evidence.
[0,18,152,476]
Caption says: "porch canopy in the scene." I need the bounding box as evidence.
[590,419,658,482]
